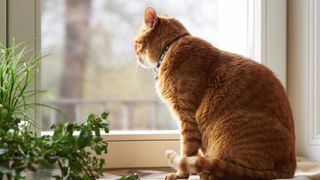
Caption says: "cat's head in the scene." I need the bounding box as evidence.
[134,7,189,69]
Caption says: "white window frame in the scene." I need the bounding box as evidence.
[288,0,320,161]
[0,0,6,45]
[7,0,287,168]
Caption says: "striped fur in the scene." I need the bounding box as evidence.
[135,7,296,180]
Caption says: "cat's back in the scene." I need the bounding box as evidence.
[204,51,294,132]
[194,46,296,176]
[177,36,291,116]
[162,36,293,123]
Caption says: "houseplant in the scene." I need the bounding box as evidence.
[0,42,109,180]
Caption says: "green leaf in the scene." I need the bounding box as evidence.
[94,145,103,155]
[87,114,95,121]
[82,174,91,180]
[52,126,64,141]
[119,174,139,180]
[101,112,108,119]
[126,174,139,180]
[78,129,92,148]
[70,161,82,172]
[104,127,109,134]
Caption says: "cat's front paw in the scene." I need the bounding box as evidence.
[165,172,189,180]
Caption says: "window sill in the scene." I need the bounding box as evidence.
[41,130,181,168]
[41,130,180,141]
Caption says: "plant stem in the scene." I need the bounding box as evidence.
[74,154,96,179]
[57,159,64,179]
[6,174,11,180]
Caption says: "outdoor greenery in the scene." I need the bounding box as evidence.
[0,43,112,179]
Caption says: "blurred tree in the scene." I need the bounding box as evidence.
[60,0,91,121]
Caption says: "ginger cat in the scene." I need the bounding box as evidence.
[134,7,296,180]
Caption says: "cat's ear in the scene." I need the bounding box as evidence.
[144,7,158,29]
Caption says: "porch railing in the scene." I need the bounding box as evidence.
[45,99,167,130]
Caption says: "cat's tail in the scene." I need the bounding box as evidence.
[165,150,294,179]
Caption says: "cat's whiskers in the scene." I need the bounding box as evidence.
[134,62,139,77]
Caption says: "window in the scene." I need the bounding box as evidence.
[41,0,256,131]
[7,0,286,168]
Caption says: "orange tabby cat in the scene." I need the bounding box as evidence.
[134,7,296,180]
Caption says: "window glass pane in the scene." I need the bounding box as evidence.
[41,0,250,130]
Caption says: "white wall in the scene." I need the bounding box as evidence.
[288,0,320,161]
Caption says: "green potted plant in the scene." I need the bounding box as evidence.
[0,42,110,180]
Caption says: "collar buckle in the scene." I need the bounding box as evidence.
[154,33,189,80]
